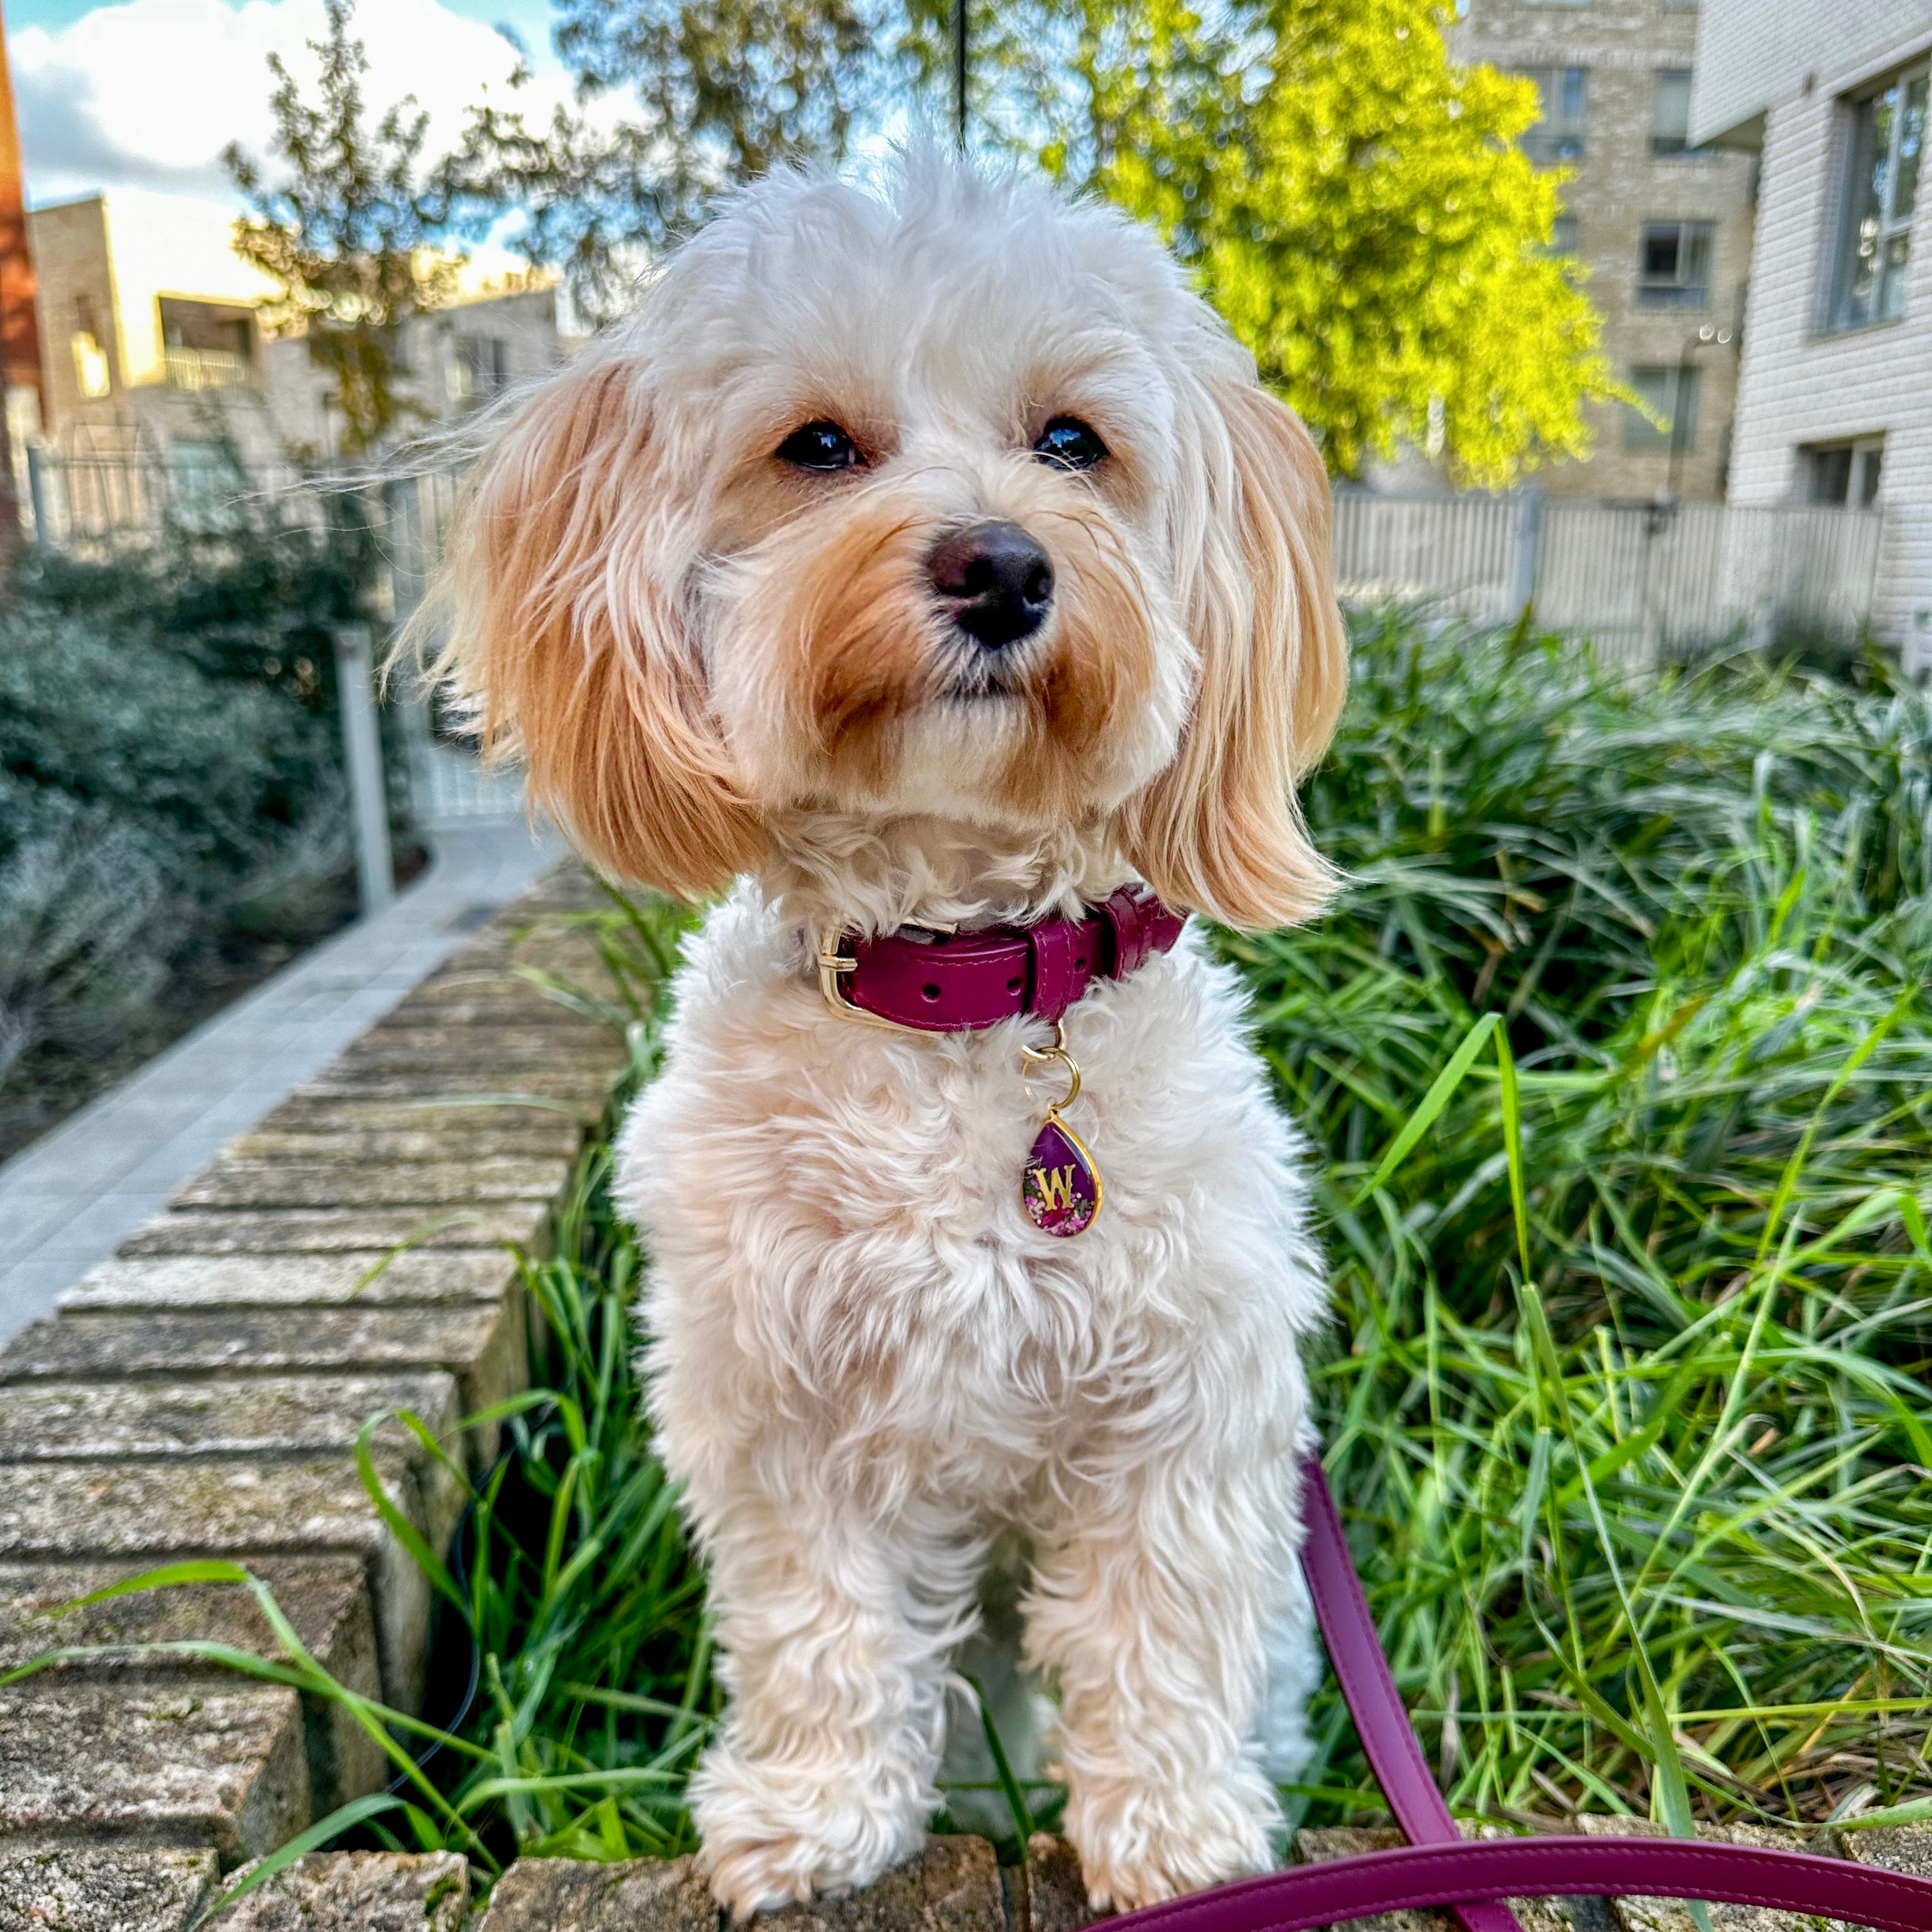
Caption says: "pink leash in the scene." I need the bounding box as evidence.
[1109,1454,1932,1932]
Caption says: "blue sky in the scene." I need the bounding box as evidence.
[8,0,581,208]
[5,0,561,52]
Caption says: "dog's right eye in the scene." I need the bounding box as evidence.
[776,421,863,472]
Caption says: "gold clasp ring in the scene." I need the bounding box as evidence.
[1020,1021,1082,1113]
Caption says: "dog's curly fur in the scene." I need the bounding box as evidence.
[430,150,1349,1919]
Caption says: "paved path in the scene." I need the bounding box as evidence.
[0,819,564,1347]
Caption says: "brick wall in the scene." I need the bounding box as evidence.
[1453,0,1757,503]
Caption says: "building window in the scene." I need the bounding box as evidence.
[1652,71,1706,157]
[449,334,510,405]
[1543,213,1582,258]
[1804,438,1883,505]
[1637,220,1714,305]
[158,297,257,391]
[70,331,111,400]
[1517,68,1589,164]
[1828,65,1926,331]
[1623,365,1702,453]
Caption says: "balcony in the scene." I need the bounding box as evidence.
[165,345,256,392]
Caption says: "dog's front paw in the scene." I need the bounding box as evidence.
[1064,1770,1279,1913]
[693,1745,929,1920]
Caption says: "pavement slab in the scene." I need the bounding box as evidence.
[205,1851,470,1929]
[116,1203,553,1258]
[0,1844,219,1931]
[0,1455,446,1711]
[1,1304,524,1433]
[0,1682,310,1863]
[59,1251,520,1312]
[171,1157,576,1211]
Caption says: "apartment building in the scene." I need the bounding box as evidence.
[1451,0,1758,500]
[28,190,578,474]
[1690,0,1931,660]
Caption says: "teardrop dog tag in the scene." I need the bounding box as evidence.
[1019,1028,1102,1237]
[1021,1109,1102,1237]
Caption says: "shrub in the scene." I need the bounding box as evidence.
[1230,607,1932,1830]
[0,510,373,1084]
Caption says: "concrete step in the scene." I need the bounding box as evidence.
[0,1681,309,1864]
[222,1122,587,1162]
[59,1250,520,1313]
[1,1304,523,1430]
[0,1556,383,1813]
[0,1454,449,1712]
[116,1203,554,1258]
[206,1850,470,1928]
[0,1844,220,1930]
[477,1838,1005,1932]
[171,1157,576,1211]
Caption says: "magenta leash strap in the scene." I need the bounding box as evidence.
[1100,1452,1932,1932]
[1106,1837,1932,1932]
[1295,1455,1524,1932]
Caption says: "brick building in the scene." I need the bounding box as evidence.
[1449,0,1758,501]
[27,191,579,475]
[1690,0,1931,661]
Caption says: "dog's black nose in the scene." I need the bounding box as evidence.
[927,521,1055,649]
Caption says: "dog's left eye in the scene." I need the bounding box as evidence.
[776,421,863,472]
[1033,417,1108,472]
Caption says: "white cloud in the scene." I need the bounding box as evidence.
[15,0,573,210]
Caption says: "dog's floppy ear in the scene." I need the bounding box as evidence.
[431,355,762,898]
[1120,380,1347,932]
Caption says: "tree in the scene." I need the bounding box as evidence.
[224,0,461,454]
[442,0,903,324]
[1046,0,1618,486]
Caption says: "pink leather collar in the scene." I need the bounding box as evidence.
[823,886,1186,1033]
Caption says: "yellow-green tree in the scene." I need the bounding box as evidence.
[1044,0,1616,486]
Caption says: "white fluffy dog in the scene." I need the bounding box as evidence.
[434,150,1347,1919]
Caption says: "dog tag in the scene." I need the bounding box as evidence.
[1021,1111,1101,1237]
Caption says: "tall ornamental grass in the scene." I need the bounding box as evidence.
[1237,610,1932,1834]
[14,613,1931,1911]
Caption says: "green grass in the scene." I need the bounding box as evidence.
[1240,610,1932,1835]
[13,611,1932,1910]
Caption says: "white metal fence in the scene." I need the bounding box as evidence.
[1333,490,1886,664]
[22,449,1890,683]
[22,449,527,829]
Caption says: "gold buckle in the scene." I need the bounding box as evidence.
[816,927,943,1037]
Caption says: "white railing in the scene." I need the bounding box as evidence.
[19,451,1891,674]
[1335,490,1887,665]
[164,346,256,392]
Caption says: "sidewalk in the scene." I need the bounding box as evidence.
[0,818,566,1347]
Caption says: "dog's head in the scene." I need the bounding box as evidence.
[436,152,1346,929]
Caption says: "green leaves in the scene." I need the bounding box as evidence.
[1080,0,1619,485]
[1252,614,1932,1832]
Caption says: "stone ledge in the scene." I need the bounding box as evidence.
[0,1844,219,1932]
[476,1838,1006,1932]
[0,1451,449,1713]
[222,1121,587,1162]
[0,1683,309,1864]
[116,1203,554,1258]
[0,1557,384,1816]
[0,1304,524,1437]
[171,1156,577,1212]
[59,1251,521,1312]
[0,862,633,1901]
[205,1850,470,1929]
[471,1825,1932,1932]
